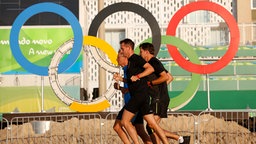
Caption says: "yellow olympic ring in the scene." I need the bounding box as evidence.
[69,36,118,112]
[84,36,118,65]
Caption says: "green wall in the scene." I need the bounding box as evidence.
[171,90,256,110]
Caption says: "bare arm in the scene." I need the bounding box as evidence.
[151,71,168,85]
[131,62,154,82]
[166,72,173,84]
[113,73,126,82]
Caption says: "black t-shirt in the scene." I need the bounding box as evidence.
[127,54,148,95]
[148,57,166,77]
[148,57,169,101]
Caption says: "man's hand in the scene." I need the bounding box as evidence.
[147,81,153,88]
[131,74,140,82]
[114,82,129,94]
[114,82,120,90]
[113,73,122,82]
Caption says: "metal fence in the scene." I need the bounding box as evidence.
[7,114,102,144]
[0,110,255,144]
[197,110,256,144]
[0,117,9,144]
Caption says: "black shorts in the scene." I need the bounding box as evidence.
[125,91,152,116]
[116,107,125,120]
[116,107,144,124]
[132,111,144,124]
[150,97,170,118]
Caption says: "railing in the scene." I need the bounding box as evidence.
[0,110,255,144]
[0,117,9,144]
[197,110,256,144]
[8,114,102,144]
[162,58,256,91]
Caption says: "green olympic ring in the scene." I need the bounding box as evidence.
[135,35,201,110]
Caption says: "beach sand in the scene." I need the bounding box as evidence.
[0,114,255,144]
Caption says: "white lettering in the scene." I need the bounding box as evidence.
[32,39,53,45]
[29,48,35,55]
[19,37,30,45]
[36,50,54,55]
[0,40,9,45]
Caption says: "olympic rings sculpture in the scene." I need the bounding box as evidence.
[167,2,240,74]
[9,1,239,112]
[10,3,83,76]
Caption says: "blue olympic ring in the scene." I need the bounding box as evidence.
[9,2,83,76]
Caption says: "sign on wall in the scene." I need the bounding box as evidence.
[0,27,82,74]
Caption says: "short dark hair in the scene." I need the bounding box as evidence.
[139,42,154,55]
[120,38,135,50]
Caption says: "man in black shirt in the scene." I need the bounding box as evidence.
[139,42,190,144]
[113,39,169,144]
[113,50,152,144]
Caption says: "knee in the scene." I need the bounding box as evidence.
[113,124,120,132]
[121,119,129,128]
[113,120,124,132]
[147,122,158,132]
[146,123,154,130]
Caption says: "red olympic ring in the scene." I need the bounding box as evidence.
[166,1,240,74]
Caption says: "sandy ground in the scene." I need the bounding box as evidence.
[0,114,255,144]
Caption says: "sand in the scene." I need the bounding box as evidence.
[0,114,255,144]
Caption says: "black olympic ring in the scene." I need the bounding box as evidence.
[88,2,161,56]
